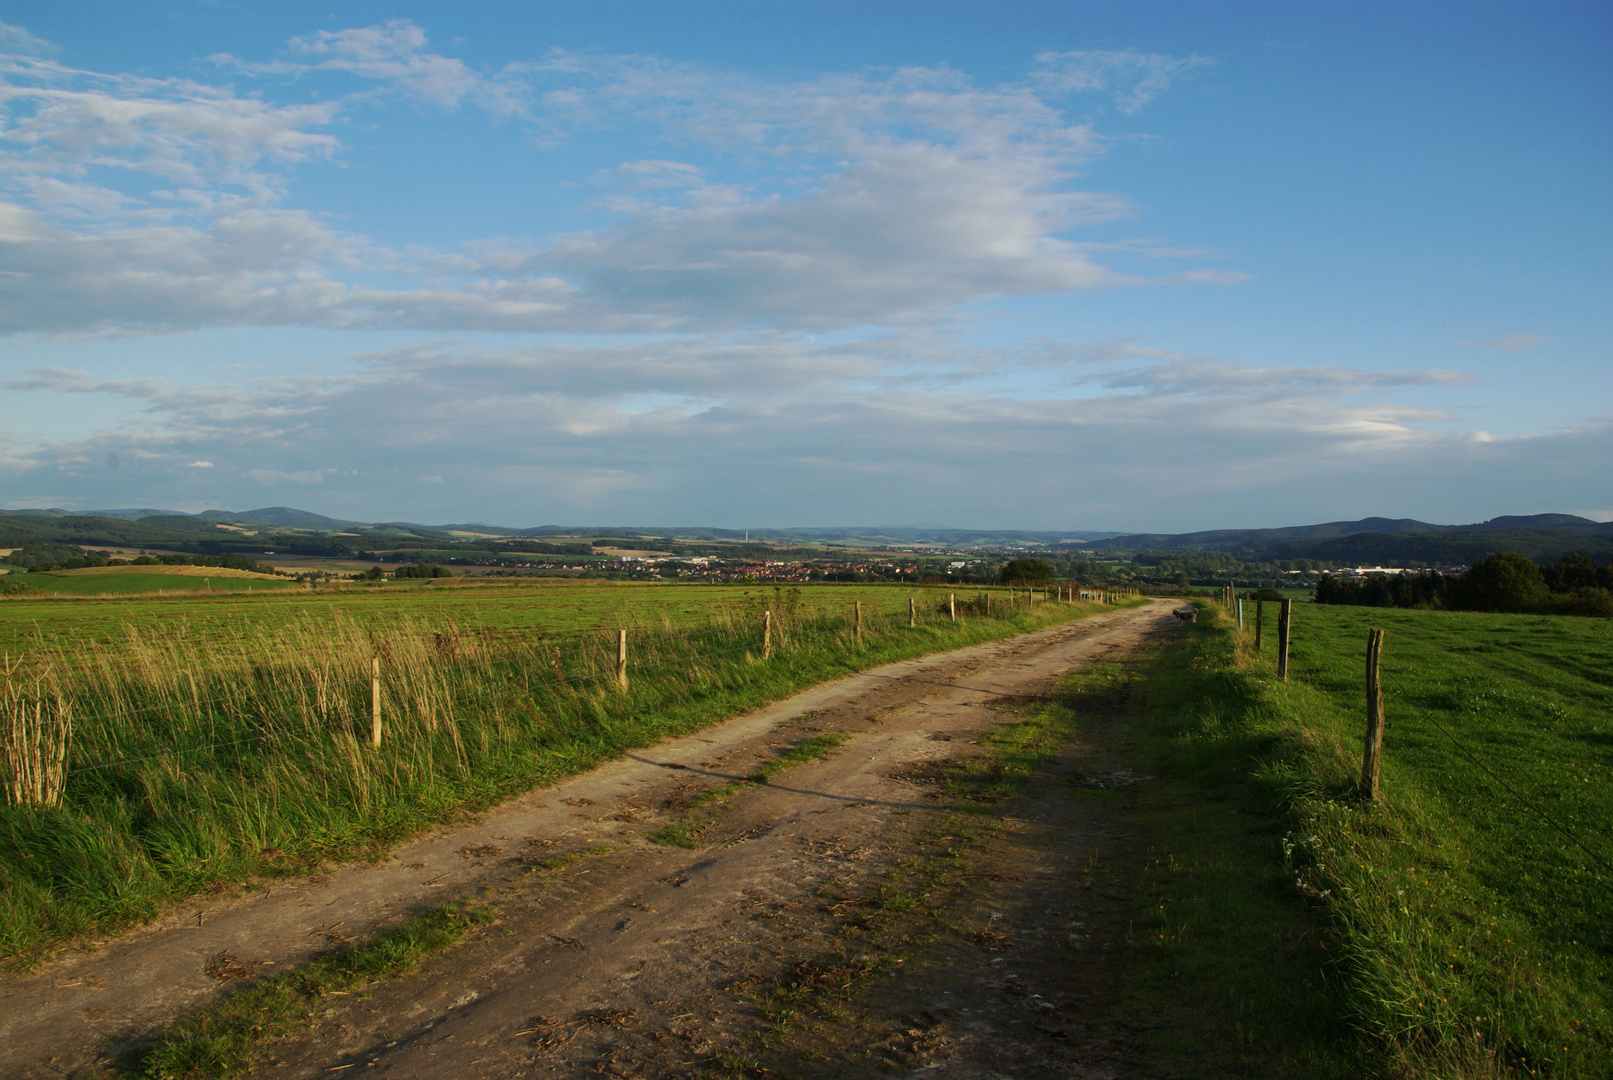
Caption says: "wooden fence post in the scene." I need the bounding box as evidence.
[616,628,629,691]
[370,656,382,747]
[908,596,916,628]
[763,609,773,659]
[1277,600,1292,682]
[1360,628,1386,799]
[949,593,956,622]
[1255,600,1263,650]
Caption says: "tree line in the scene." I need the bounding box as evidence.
[2,545,279,576]
[1313,552,1613,616]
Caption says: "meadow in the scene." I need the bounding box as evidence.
[0,578,997,658]
[1131,601,1611,1077]
[0,579,1096,964]
[4,565,297,598]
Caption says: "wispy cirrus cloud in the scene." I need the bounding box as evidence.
[0,20,54,56]
[1033,49,1213,113]
[0,57,339,212]
[213,19,526,116]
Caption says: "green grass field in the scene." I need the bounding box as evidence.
[6,568,297,598]
[0,579,1005,659]
[1137,602,1610,1077]
[0,581,1109,965]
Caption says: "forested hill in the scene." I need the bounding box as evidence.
[1097,515,1613,564]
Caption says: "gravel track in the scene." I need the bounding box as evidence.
[0,599,1177,1079]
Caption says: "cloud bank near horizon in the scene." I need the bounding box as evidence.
[0,16,1601,530]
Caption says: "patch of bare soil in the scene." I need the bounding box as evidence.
[0,602,1179,1079]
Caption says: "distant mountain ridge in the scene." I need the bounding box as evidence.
[198,506,367,529]
[1097,514,1613,564]
[0,507,1607,564]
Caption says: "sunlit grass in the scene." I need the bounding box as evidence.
[1146,603,1611,1077]
[0,588,1108,963]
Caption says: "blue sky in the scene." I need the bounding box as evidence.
[0,1,1607,531]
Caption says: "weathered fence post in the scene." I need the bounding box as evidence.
[949,593,956,622]
[908,596,916,628]
[763,609,773,659]
[1255,599,1264,650]
[370,656,382,747]
[1277,599,1292,682]
[616,628,629,691]
[1360,628,1387,799]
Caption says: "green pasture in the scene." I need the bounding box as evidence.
[0,579,1007,659]
[1270,603,1611,971]
[1156,601,1611,1076]
[7,570,297,598]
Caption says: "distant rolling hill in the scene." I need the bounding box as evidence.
[1096,514,1613,564]
[198,506,367,529]
[0,508,1607,565]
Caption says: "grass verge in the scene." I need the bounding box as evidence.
[1093,632,1366,1077]
[1124,603,1610,1078]
[124,903,495,1080]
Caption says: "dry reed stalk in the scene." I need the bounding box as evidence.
[3,686,72,808]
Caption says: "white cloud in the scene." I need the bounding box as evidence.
[0,202,361,334]
[3,331,1554,531]
[1034,50,1212,113]
[282,20,525,115]
[211,19,524,116]
[1081,355,1478,399]
[0,22,54,56]
[0,40,1239,336]
[0,57,340,209]
[188,460,213,468]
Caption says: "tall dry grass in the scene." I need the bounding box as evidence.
[3,686,71,809]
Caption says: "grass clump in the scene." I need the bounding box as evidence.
[651,730,852,847]
[129,903,493,1080]
[524,845,611,872]
[747,732,848,783]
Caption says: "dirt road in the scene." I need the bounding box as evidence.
[1,600,1177,1079]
